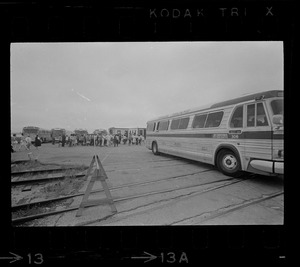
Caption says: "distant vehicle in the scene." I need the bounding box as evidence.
[146,90,283,177]
[22,126,52,143]
[51,128,66,142]
[74,128,89,137]
[93,129,107,135]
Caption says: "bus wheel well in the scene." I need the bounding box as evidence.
[152,141,159,155]
[215,145,241,165]
[215,145,243,177]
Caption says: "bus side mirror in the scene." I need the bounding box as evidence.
[272,115,283,125]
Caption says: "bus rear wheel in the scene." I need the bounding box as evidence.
[217,149,242,177]
[152,142,159,155]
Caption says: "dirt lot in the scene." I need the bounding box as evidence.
[11,142,284,226]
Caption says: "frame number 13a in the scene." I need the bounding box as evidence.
[160,252,188,263]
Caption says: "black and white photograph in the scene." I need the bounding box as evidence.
[11,41,284,226]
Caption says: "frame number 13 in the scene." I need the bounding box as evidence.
[27,253,44,264]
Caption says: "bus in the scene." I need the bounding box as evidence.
[51,128,66,142]
[74,128,89,137]
[22,126,52,143]
[146,90,283,177]
[93,129,107,135]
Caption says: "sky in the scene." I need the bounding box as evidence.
[10,41,283,133]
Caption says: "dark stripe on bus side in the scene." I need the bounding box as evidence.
[147,131,283,140]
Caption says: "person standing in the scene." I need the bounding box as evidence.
[106,134,111,146]
[11,135,15,152]
[110,134,113,146]
[34,135,41,149]
[140,134,145,144]
[25,135,32,150]
[99,134,102,146]
[62,134,66,147]
[90,135,94,146]
[138,135,141,145]
[113,135,118,147]
[136,135,139,145]
[128,134,132,146]
[19,133,28,151]
[69,135,73,147]
[58,135,62,147]
[11,134,18,151]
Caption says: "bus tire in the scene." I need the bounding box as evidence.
[152,142,159,155]
[216,149,242,177]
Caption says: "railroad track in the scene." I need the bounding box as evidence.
[11,168,215,210]
[81,180,283,226]
[11,166,77,176]
[101,156,195,168]
[11,166,87,187]
[170,191,284,225]
[11,173,85,186]
[12,170,254,225]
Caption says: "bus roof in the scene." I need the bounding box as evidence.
[210,90,283,109]
[147,90,283,122]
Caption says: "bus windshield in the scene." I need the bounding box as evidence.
[271,99,283,115]
[23,127,38,134]
[52,129,64,137]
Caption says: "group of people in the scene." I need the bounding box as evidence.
[11,133,41,152]
[54,133,145,148]
[11,132,145,152]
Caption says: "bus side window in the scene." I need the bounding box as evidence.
[178,117,190,129]
[156,122,160,131]
[158,120,169,131]
[247,104,255,127]
[204,111,223,128]
[170,119,180,130]
[230,106,243,128]
[256,103,269,126]
[192,114,207,128]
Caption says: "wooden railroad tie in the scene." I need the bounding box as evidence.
[76,155,117,217]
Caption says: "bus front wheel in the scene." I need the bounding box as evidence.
[217,149,242,177]
[152,142,159,155]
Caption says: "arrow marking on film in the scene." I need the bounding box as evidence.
[0,252,23,264]
[131,251,157,263]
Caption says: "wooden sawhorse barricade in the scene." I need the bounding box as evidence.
[76,155,117,217]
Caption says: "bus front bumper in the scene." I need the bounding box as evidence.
[249,160,284,175]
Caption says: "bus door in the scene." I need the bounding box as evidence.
[228,105,245,161]
[244,101,272,162]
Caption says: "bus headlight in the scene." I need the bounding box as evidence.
[274,149,284,159]
[278,149,284,158]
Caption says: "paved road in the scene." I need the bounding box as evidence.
[11,143,284,226]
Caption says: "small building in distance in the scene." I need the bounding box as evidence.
[108,127,146,138]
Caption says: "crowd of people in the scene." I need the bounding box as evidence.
[11,132,145,152]
[55,133,145,147]
[11,133,41,152]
